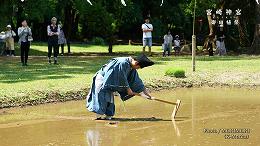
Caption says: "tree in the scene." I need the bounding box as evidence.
[0,0,14,29]
[252,2,260,53]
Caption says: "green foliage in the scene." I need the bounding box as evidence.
[79,2,115,38]
[183,0,217,16]
[0,0,257,52]
[0,0,12,29]
[91,37,105,45]
[165,68,186,78]
[152,18,164,39]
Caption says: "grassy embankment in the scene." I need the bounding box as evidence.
[1,43,260,108]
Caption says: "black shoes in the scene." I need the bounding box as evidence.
[48,57,58,65]
[48,60,58,65]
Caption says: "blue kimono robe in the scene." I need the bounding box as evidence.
[86,57,145,116]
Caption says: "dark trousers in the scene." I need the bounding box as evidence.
[48,39,59,58]
[174,46,181,56]
[208,48,214,56]
[5,50,14,56]
[20,42,30,64]
[59,44,64,54]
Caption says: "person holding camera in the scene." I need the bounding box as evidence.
[18,20,32,66]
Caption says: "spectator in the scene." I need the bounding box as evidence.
[58,23,66,55]
[173,35,181,56]
[18,20,32,66]
[163,31,173,57]
[47,17,60,64]
[5,25,16,56]
[216,35,226,56]
[142,18,153,56]
[0,31,6,55]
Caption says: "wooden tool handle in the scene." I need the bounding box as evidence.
[153,98,177,105]
[137,94,177,105]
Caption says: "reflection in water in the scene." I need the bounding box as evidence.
[86,118,182,146]
[172,119,181,137]
[86,129,100,146]
[86,123,126,146]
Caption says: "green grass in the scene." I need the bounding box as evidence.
[165,68,186,78]
[11,42,164,56]
[1,43,260,107]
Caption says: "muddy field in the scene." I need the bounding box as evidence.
[0,87,260,146]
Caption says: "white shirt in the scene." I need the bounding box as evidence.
[142,23,153,38]
[174,39,180,47]
[5,30,16,38]
[164,34,173,44]
[18,27,32,43]
[0,32,6,40]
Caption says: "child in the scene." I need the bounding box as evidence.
[86,54,154,120]
[173,35,181,56]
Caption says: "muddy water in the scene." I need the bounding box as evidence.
[0,88,260,146]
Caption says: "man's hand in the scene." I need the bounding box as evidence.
[127,88,135,96]
[143,29,152,32]
[142,88,153,100]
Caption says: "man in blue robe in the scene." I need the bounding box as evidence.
[86,54,154,120]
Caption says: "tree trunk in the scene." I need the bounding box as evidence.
[73,13,80,39]
[16,3,23,29]
[63,3,73,53]
[107,35,115,54]
[108,43,113,54]
[236,16,250,47]
[207,15,214,36]
[251,4,260,53]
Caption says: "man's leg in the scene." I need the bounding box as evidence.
[105,102,115,119]
[167,46,171,56]
[148,38,152,56]
[163,50,166,57]
[143,38,146,53]
[24,42,30,65]
[148,47,152,56]
[61,44,64,55]
[54,44,59,64]
[48,41,52,63]
[163,44,167,57]
[20,43,25,65]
